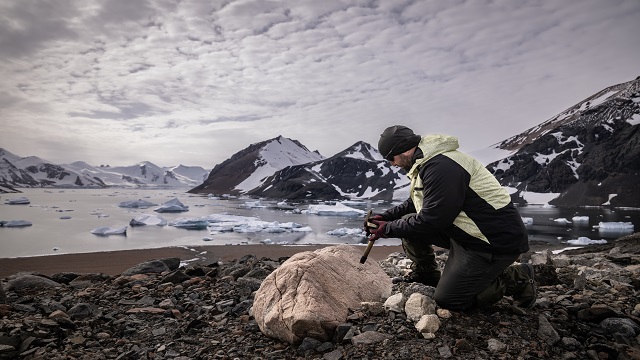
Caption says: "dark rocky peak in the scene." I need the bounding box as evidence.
[331,141,383,162]
[498,78,640,152]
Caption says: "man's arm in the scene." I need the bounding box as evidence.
[380,197,416,220]
[386,155,469,237]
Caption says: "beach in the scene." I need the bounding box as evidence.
[0,244,404,278]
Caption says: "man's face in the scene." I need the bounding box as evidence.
[390,150,413,171]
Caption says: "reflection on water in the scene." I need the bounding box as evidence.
[0,188,638,258]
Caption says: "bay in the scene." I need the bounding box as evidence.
[0,188,638,258]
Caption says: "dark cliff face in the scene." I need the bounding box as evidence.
[189,141,264,195]
[488,78,640,207]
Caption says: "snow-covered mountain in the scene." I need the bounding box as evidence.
[0,148,209,191]
[0,148,106,191]
[484,76,640,207]
[189,138,408,201]
[189,136,325,195]
[247,141,408,201]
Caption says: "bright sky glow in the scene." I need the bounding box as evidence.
[1,0,638,168]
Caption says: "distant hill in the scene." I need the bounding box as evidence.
[0,148,209,192]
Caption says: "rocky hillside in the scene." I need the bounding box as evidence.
[487,77,640,207]
[247,141,408,201]
[1,233,639,359]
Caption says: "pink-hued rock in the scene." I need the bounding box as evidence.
[252,245,392,344]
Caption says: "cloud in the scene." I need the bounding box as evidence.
[0,0,638,168]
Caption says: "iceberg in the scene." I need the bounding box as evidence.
[567,237,608,245]
[307,203,366,216]
[91,226,127,236]
[339,200,368,208]
[169,218,209,230]
[595,221,634,230]
[327,227,366,237]
[200,213,312,235]
[4,197,30,205]
[130,214,167,227]
[0,220,33,227]
[521,217,533,225]
[572,216,589,223]
[553,218,571,224]
[154,198,189,213]
[239,200,267,208]
[118,199,157,208]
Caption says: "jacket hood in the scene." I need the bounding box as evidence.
[417,134,460,161]
[408,134,460,176]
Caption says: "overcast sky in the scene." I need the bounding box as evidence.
[1,0,638,168]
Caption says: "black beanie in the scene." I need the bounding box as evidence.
[378,125,421,160]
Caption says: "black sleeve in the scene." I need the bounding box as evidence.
[381,198,416,220]
[386,155,469,238]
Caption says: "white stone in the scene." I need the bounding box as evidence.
[415,314,440,334]
[404,293,436,322]
[383,293,405,313]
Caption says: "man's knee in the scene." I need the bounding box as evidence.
[433,289,473,311]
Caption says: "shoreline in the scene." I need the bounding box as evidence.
[0,244,405,278]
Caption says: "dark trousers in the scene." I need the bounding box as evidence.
[403,231,520,311]
[434,239,520,311]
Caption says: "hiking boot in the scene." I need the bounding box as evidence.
[392,271,440,287]
[513,263,536,309]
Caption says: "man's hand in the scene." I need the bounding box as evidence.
[368,219,388,241]
[363,214,385,235]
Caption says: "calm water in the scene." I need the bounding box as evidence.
[0,188,638,258]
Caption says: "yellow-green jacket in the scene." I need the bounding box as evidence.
[382,134,528,254]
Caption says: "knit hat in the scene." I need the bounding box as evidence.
[378,125,421,160]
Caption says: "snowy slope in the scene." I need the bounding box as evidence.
[0,148,209,189]
[235,137,325,192]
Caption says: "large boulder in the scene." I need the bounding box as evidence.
[252,245,392,344]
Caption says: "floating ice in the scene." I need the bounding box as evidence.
[595,222,634,230]
[307,203,366,216]
[118,199,157,208]
[0,220,33,227]
[155,198,189,213]
[572,216,589,223]
[339,200,368,208]
[239,200,267,208]
[567,237,608,245]
[4,197,30,205]
[199,213,311,234]
[521,217,533,225]
[130,214,167,227]
[554,218,571,224]
[327,227,366,237]
[91,226,127,236]
[270,201,297,210]
[169,218,209,230]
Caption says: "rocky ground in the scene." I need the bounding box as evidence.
[1,233,640,360]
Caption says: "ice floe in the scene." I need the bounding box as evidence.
[307,203,365,216]
[154,198,189,213]
[130,214,167,227]
[4,197,30,205]
[169,218,209,230]
[566,237,608,245]
[118,199,157,208]
[91,226,127,236]
[0,220,33,227]
[553,218,571,224]
[521,217,533,225]
[326,227,366,237]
